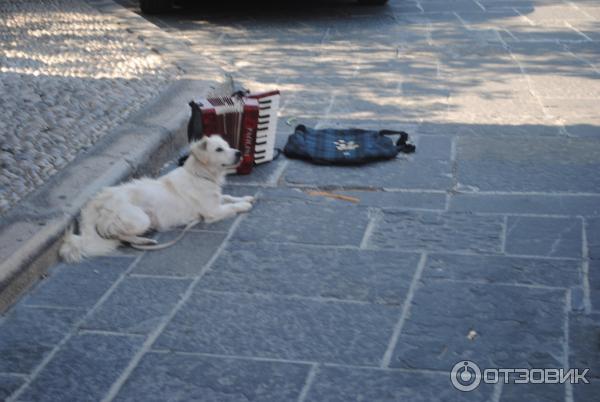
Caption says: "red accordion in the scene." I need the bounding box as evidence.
[194,90,280,174]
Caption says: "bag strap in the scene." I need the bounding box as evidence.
[379,130,416,154]
[379,129,406,136]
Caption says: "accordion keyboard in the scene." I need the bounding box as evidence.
[250,91,280,164]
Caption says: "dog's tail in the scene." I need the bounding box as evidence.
[59,201,119,263]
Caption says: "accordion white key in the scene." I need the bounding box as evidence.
[249,90,280,165]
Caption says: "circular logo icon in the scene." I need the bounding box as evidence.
[451,360,481,392]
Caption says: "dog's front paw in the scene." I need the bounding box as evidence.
[235,201,253,213]
[242,195,256,203]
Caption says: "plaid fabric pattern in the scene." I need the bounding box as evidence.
[284,125,408,165]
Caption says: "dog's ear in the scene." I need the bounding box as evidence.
[190,138,209,163]
[187,101,204,143]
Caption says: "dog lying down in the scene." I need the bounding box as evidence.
[59,135,255,263]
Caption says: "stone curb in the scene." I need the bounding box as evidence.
[0,0,224,311]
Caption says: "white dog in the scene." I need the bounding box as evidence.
[59,135,254,263]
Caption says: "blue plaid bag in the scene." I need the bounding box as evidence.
[283,125,415,165]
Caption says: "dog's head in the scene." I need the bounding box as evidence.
[189,135,241,169]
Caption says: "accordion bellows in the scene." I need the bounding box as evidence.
[188,91,280,175]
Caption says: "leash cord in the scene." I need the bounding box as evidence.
[129,218,202,251]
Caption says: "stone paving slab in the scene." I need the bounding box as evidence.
[18,333,143,402]
[502,21,592,44]
[563,122,600,138]
[199,242,420,304]
[569,312,600,378]
[416,1,485,13]
[315,94,449,128]
[425,253,581,288]
[368,210,504,254]
[528,72,600,100]
[450,193,600,216]
[456,136,600,192]
[283,157,453,191]
[0,305,80,373]
[131,231,226,277]
[417,122,564,137]
[155,291,401,366]
[0,374,24,401]
[113,352,310,402]
[589,260,600,311]
[391,280,566,371]
[563,42,600,66]
[586,217,600,261]
[500,382,564,402]
[573,380,600,402]
[232,198,370,247]
[542,96,600,136]
[81,276,190,335]
[505,41,582,69]
[259,187,447,210]
[479,0,535,12]
[21,256,133,309]
[305,366,494,402]
[505,216,583,258]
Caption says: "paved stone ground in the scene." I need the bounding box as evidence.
[0,0,177,215]
[2,0,600,400]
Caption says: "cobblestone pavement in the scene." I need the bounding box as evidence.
[2,0,600,401]
[0,0,177,215]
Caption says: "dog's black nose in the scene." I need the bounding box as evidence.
[235,151,241,157]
